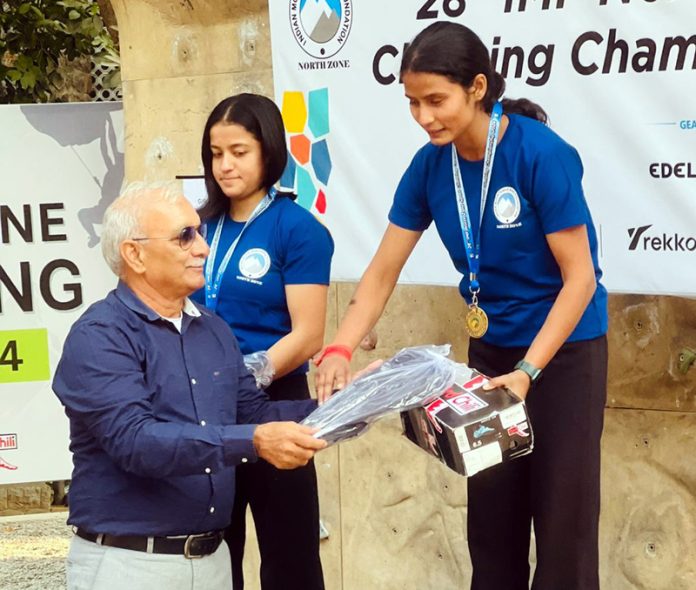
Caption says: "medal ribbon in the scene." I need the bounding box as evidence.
[451,101,503,303]
[204,188,276,311]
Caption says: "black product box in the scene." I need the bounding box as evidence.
[401,365,533,477]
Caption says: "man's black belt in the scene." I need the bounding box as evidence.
[74,528,224,559]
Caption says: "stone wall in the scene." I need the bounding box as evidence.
[0,484,54,517]
[86,1,696,587]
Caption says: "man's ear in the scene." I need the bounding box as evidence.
[120,240,146,275]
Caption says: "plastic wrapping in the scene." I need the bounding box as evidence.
[243,351,276,389]
[303,345,457,446]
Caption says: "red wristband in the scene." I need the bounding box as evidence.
[314,344,353,366]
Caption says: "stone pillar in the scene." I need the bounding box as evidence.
[109,0,272,182]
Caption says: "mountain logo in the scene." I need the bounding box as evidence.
[493,186,521,225]
[239,248,271,280]
[290,0,353,59]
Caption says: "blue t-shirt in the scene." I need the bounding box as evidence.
[193,195,334,374]
[389,113,608,347]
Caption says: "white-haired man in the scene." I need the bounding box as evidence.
[53,182,325,590]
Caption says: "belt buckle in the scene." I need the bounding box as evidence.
[183,533,206,560]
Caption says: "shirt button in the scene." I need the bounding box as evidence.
[205,467,211,474]
[209,507,215,514]
[241,458,248,463]
[191,378,197,385]
[200,420,206,426]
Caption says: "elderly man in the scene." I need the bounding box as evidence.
[53,182,325,590]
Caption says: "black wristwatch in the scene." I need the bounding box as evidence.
[514,360,542,385]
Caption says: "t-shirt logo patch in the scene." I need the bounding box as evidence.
[493,187,522,226]
[239,248,271,279]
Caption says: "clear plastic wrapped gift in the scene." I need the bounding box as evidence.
[303,344,534,478]
[302,345,457,445]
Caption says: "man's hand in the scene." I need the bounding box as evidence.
[252,422,327,469]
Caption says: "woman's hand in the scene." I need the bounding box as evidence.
[314,355,384,405]
[482,370,531,401]
[314,353,352,404]
[313,224,422,404]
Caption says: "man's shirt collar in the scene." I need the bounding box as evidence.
[115,280,201,322]
[182,297,201,318]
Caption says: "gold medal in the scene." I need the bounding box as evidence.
[465,304,488,339]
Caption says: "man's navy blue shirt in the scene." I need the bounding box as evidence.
[53,282,316,536]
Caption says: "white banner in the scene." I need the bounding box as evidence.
[270,0,696,296]
[0,102,123,484]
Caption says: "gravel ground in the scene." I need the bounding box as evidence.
[0,512,72,590]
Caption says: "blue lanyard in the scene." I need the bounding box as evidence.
[204,188,276,311]
[451,101,503,296]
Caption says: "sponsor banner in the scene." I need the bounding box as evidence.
[0,102,124,484]
[269,0,696,295]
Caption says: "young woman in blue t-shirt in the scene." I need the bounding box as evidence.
[315,22,608,590]
[195,93,333,590]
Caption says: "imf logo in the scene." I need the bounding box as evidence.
[289,0,352,59]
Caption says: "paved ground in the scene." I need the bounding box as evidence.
[0,512,71,590]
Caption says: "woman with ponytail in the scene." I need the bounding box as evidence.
[316,21,607,590]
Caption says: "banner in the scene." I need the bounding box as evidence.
[270,0,696,296]
[0,102,123,484]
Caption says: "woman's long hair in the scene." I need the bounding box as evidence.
[199,93,289,221]
[400,22,548,124]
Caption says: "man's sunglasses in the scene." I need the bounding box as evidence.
[131,224,207,250]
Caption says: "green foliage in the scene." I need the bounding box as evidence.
[0,0,119,103]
